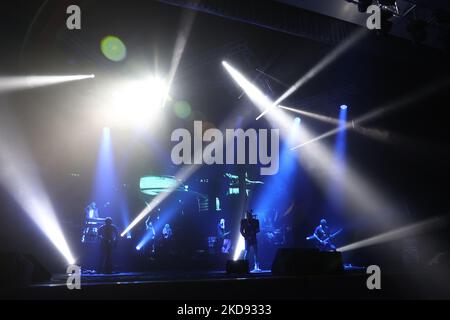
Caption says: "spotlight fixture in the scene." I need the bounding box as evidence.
[340,105,348,110]
[111,76,169,127]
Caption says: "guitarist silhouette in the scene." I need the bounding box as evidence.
[306,219,342,252]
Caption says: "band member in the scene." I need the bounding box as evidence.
[159,223,174,256]
[162,223,173,239]
[85,202,99,220]
[98,217,119,273]
[310,218,337,251]
[217,218,231,254]
[145,217,156,254]
[240,210,261,271]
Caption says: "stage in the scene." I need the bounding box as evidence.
[1,0,450,303]
[3,268,449,300]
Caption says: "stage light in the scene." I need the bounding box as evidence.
[111,76,169,127]
[165,9,196,108]
[338,217,444,252]
[128,63,295,238]
[290,77,450,150]
[0,109,75,265]
[280,105,423,146]
[323,105,348,217]
[291,123,406,229]
[222,61,295,141]
[123,97,267,237]
[279,105,341,125]
[222,61,273,111]
[121,164,200,237]
[135,205,179,250]
[0,74,95,93]
[122,94,253,237]
[233,236,245,261]
[224,66,410,233]
[93,126,117,213]
[221,64,302,260]
[255,29,368,120]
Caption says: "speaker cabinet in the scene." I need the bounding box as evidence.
[272,248,344,276]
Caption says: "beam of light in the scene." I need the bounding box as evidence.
[233,119,302,260]
[222,65,406,229]
[119,196,132,239]
[121,164,200,237]
[136,204,179,250]
[335,107,348,178]
[127,60,291,238]
[279,105,342,125]
[291,77,450,150]
[92,127,117,208]
[252,118,301,214]
[233,235,245,261]
[122,88,258,237]
[223,61,303,260]
[323,106,348,217]
[0,74,95,94]
[110,76,169,127]
[0,106,75,265]
[222,62,421,237]
[127,61,289,239]
[256,29,368,120]
[222,61,294,140]
[121,85,255,237]
[280,104,389,139]
[337,216,446,252]
[164,6,197,108]
[295,122,405,228]
[222,61,272,111]
[280,104,434,149]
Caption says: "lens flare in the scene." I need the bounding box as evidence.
[101,35,127,62]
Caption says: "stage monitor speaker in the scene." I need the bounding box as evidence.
[272,248,344,276]
[226,259,249,274]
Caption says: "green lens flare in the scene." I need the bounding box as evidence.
[174,100,192,119]
[101,36,127,62]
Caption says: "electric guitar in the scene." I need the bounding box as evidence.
[306,229,342,251]
[217,231,231,239]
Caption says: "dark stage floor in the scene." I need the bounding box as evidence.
[3,268,450,300]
